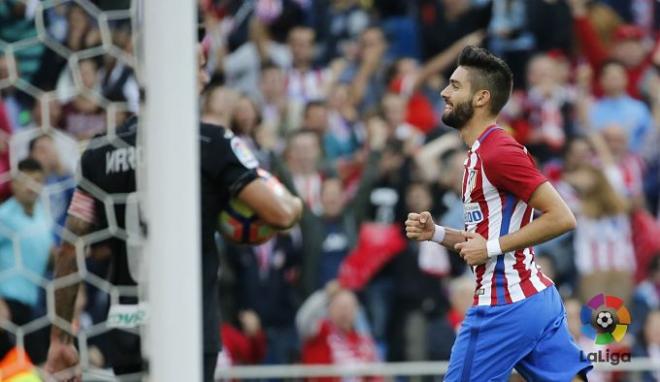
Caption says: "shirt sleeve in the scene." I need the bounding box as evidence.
[482,140,547,203]
[69,150,97,224]
[202,128,259,197]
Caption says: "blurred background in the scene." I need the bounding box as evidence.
[1,0,660,380]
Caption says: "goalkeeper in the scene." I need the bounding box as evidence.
[44,48,303,381]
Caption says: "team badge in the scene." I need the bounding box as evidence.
[231,137,259,169]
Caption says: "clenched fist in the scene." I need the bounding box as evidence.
[405,211,435,241]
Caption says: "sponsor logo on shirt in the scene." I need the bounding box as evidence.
[464,202,484,225]
[231,137,258,169]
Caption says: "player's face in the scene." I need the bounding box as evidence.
[440,66,475,130]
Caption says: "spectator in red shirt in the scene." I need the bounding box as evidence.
[217,310,267,368]
[569,0,658,99]
[297,281,381,382]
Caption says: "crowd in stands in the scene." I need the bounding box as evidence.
[1,0,660,380]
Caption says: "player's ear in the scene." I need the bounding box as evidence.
[473,90,490,108]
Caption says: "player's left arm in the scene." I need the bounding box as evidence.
[456,142,576,266]
[457,181,576,266]
[498,182,576,252]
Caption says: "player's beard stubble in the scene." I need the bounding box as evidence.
[441,98,475,130]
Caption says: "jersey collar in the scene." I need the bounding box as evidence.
[471,124,500,151]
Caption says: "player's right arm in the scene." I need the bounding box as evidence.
[44,213,90,381]
[45,151,98,380]
[210,126,303,230]
[405,211,465,250]
[237,179,303,230]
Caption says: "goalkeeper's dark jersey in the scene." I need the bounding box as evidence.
[68,117,259,354]
[69,117,140,287]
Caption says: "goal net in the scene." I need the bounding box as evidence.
[0,0,200,380]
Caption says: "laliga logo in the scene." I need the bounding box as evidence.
[581,294,631,345]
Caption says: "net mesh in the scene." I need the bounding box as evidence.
[0,0,143,379]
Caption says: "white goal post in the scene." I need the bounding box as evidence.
[143,0,202,380]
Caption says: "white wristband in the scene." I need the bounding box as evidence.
[486,239,502,257]
[431,225,446,243]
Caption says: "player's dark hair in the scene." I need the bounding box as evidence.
[17,158,43,173]
[28,134,53,154]
[230,94,262,135]
[457,46,513,115]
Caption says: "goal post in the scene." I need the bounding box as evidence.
[143,0,202,380]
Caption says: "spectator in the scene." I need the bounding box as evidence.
[258,62,289,132]
[8,113,79,193]
[313,0,369,64]
[39,3,101,94]
[631,255,660,338]
[208,16,290,99]
[99,23,140,116]
[586,60,653,153]
[297,282,381,380]
[325,83,362,163]
[286,26,333,105]
[302,100,330,136]
[486,0,535,87]
[565,297,611,382]
[446,276,474,332]
[0,159,53,363]
[340,26,389,112]
[216,310,267,368]
[525,0,573,54]
[380,93,424,151]
[283,129,325,215]
[0,54,24,132]
[388,181,454,362]
[0,1,45,83]
[221,232,303,365]
[631,309,660,382]
[386,30,485,133]
[504,53,577,163]
[599,125,647,208]
[314,118,386,288]
[564,164,635,303]
[27,134,75,240]
[60,59,107,140]
[569,0,656,99]
[417,0,491,64]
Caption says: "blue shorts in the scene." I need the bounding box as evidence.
[445,286,592,382]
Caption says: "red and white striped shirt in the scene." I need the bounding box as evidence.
[463,126,553,306]
[286,68,330,103]
[574,214,635,275]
